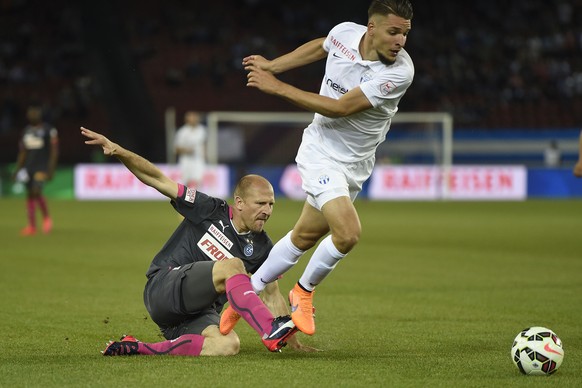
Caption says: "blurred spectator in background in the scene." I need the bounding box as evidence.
[544,140,561,168]
[174,111,207,188]
[574,130,582,177]
[13,105,59,236]
[122,0,582,129]
[2,0,582,165]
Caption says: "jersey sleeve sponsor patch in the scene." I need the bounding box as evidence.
[185,187,196,203]
[381,80,397,96]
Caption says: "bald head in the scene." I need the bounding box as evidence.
[233,174,273,199]
[232,174,275,233]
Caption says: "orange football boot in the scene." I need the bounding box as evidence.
[20,225,36,236]
[42,217,53,234]
[288,284,316,335]
[219,305,241,335]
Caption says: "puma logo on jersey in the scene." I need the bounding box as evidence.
[218,220,230,232]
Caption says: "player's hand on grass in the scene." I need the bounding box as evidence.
[287,335,321,352]
[81,127,118,156]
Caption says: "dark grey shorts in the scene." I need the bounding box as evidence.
[143,261,222,339]
[24,169,47,190]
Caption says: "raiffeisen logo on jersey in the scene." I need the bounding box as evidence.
[208,223,233,249]
[329,36,356,61]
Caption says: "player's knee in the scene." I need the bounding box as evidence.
[224,257,246,276]
[202,330,240,356]
[333,227,360,253]
[215,257,246,278]
[212,258,248,294]
[214,333,240,356]
[223,334,240,356]
[291,230,323,251]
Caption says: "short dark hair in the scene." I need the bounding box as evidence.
[368,0,413,20]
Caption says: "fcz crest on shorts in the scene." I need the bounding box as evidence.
[318,174,330,185]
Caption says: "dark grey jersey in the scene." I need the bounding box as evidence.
[20,124,57,172]
[146,184,273,278]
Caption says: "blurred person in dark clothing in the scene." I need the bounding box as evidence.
[13,105,58,236]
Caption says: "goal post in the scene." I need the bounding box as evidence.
[205,110,452,160]
[205,111,316,164]
[388,112,453,169]
[188,110,453,196]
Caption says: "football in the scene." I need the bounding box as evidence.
[511,326,564,375]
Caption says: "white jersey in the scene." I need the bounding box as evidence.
[305,21,414,163]
[174,124,207,164]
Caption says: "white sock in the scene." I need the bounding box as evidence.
[251,231,304,293]
[299,235,345,291]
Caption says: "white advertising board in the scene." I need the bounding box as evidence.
[279,164,527,200]
[369,165,527,200]
[75,164,229,200]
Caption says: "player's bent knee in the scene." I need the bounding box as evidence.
[212,258,248,293]
[219,333,241,356]
[224,257,246,276]
[344,233,360,248]
[202,331,240,356]
[292,230,324,251]
[333,230,360,253]
[214,257,246,278]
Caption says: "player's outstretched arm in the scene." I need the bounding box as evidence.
[243,37,326,74]
[245,65,373,118]
[80,127,178,199]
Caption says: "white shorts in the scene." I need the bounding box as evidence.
[296,138,375,211]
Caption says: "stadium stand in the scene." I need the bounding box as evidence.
[1,0,581,163]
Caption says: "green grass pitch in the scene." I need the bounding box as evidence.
[0,198,580,387]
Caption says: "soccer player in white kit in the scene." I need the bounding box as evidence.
[174,111,207,188]
[220,0,414,337]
